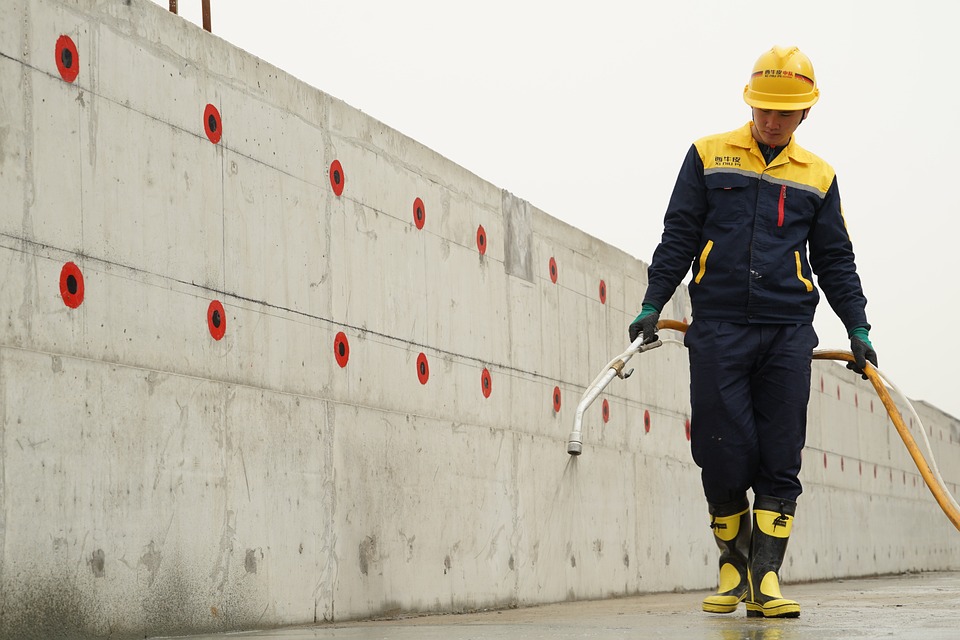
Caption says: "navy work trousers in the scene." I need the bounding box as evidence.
[684,320,819,504]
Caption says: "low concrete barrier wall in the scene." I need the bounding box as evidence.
[1,1,957,638]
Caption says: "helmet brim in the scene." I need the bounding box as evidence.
[744,85,819,111]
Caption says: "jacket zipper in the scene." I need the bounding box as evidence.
[777,185,786,227]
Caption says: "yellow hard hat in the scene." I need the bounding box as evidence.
[743,46,819,110]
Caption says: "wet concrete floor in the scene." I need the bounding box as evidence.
[163,571,960,640]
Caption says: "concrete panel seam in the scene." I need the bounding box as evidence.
[3,244,602,394]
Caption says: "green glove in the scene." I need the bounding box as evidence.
[629,303,661,345]
[847,327,878,380]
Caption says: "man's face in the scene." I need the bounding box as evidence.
[751,108,806,147]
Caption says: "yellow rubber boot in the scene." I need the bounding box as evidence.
[746,495,800,618]
[702,497,751,614]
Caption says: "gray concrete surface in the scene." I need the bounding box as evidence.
[4,1,960,638]
[163,571,960,640]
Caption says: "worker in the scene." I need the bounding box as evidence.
[629,46,877,618]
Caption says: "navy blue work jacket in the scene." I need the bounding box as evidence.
[642,122,868,334]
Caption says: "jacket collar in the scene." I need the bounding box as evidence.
[727,121,815,165]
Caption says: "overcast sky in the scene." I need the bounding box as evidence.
[151,1,960,422]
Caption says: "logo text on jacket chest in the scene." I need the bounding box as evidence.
[713,155,743,167]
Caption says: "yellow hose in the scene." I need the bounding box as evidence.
[656,319,960,532]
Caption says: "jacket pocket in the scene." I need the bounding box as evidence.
[794,251,814,292]
[695,240,714,284]
[705,172,753,223]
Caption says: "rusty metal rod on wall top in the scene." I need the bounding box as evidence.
[168,0,212,33]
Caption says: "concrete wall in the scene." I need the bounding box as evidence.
[1,1,958,638]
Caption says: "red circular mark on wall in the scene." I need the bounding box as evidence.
[552,386,562,413]
[477,225,487,255]
[601,399,609,423]
[203,104,222,144]
[870,399,874,413]
[684,419,691,441]
[413,197,426,230]
[329,160,345,196]
[643,410,651,433]
[598,280,607,304]
[836,385,841,401]
[59,262,84,308]
[823,453,828,469]
[481,368,492,398]
[207,300,226,340]
[55,35,79,83]
[334,331,350,368]
[548,257,558,283]
[416,352,430,385]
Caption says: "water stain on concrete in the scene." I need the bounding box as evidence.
[245,549,259,574]
[89,548,105,578]
[140,541,162,587]
[359,535,377,576]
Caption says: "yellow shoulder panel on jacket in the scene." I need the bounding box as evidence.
[694,122,836,194]
[775,142,835,195]
[696,123,765,176]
